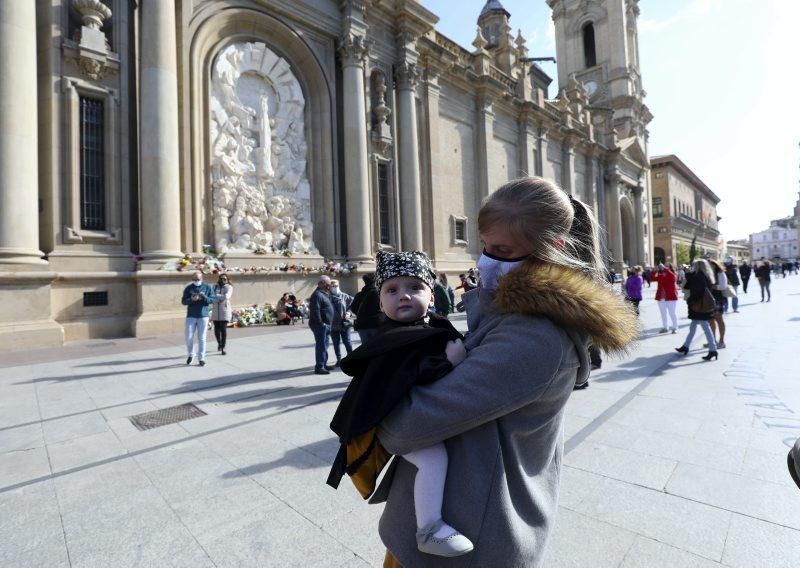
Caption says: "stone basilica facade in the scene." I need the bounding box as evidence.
[0,0,652,349]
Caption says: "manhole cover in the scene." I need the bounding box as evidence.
[129,403,207,431]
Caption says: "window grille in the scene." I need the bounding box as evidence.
[79,97,105,230]
[454,219,466,242]
[377,163,391,245]
[83,291,108,306]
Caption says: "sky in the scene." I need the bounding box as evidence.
[421,0,800,240]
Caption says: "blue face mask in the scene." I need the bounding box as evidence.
[476,250,528,290]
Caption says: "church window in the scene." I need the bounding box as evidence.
[582,23,597,68]
[377,163,391,245]
[451,215,469,247]
[652,197,662,218]
[79,96,105,230]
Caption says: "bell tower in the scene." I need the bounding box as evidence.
[547,0,649,139]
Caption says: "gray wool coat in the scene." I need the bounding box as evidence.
[377,287,591,568]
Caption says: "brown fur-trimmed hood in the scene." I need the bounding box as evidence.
[494,262,639,355]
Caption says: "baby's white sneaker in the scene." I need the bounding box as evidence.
[416,519,473,557]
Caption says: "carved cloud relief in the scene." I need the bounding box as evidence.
[210,42,317,254]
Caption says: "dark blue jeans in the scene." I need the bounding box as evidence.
[357,328,379,345]
[309,322,331,370]
[331,326,353,362]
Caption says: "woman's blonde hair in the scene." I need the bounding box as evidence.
[692,259,714,283]
[478,177,604,281]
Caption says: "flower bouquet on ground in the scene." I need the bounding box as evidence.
[230,303,276,327]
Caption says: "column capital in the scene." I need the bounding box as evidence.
[338,33,369,67]
[394,61,420,90]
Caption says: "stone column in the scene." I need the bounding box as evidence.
[395,62,423,251]
[338,33,372,260]
[605,173,625,272]
[476,96,494,201]
[518,111,537,177]
[562,137,576,193]
[139,0,182,260]
[633,184,645,265]
[0,3,45,264]
[423,68,443,257]
[536,125,548,177]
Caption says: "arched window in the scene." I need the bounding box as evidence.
[582,23,597,68]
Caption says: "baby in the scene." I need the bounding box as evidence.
[327,251,473,557]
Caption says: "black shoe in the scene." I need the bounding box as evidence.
[325,365,335,371]
[221,348,226,355]
[186,356,193,365]
[701,351,718,361]
[314,368,330,375]
[199,360,206,367]
[788,440,800,490]
[217,344,221,352]
[590,363,601,371]
[675,346,689,355]
[573,380,590,390]
[334,361,341,368]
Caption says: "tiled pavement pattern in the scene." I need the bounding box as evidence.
[2,277,800,567]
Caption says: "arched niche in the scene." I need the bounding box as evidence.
[185,7,336,256]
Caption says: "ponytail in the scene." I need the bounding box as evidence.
[567,195,604,280]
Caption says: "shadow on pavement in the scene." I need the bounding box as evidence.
[221,438,338,478]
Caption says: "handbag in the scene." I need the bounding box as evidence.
[689,287,716,314]
[721,285,736,299]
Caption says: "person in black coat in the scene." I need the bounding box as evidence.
[675,259,718,360]
[308,275,334,374]
[739,261,751,294]
[723,260,741,313]
[327,251,473,557]
[754,258,772,302]
[351,273,382,344]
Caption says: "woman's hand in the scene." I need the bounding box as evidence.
[445,338,467,367]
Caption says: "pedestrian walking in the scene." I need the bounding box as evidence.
[181,270,215,366]
[377,177,637,567]
[211,274,232,355]
[329,278,354,367]
[432,276,452,317]
[624,266,643,315]
[739,261,751,293]
[724,259,740,313]
[438,272,456,313]
[651,263,679,333]
[351,273,382,344]
[675,259,718,361]
[308,275,334,375]
[755,258,772,302]
[708,259,728,349]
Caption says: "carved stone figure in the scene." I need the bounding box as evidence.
[210,42,317,254]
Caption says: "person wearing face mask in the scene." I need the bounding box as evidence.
[329,279,354,367]
[308,275,335,375]
[377,178,638,568]
[211,274,233,355]
[181,270,215,366]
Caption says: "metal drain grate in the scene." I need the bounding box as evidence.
[129,403,207,431]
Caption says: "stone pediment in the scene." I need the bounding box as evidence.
[617,135,647,166]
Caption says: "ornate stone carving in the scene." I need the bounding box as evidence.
[371,72,392,153]
[210,42,317,255]
[73,0,111,30]
[472,26,489,53]
[394,61,419,90]
[72,0,112,79]
[338,33,369,67]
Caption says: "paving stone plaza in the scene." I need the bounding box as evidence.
[2,277,800,567]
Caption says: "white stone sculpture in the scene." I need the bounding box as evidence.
[210,42,317,254]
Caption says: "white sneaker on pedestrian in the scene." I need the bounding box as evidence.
[416,519,473,557]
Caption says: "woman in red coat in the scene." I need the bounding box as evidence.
[650,263,679,333]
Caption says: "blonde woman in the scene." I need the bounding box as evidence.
[675,259,717,360]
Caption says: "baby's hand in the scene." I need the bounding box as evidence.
[445,339,467,367]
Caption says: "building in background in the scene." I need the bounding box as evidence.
[0,0,651,349]
[749,192,800,262]
[649,155,721,265]
[724,239,751,265]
